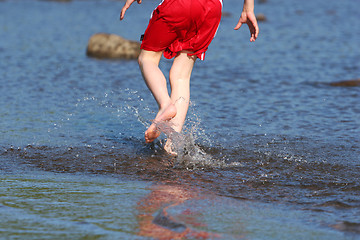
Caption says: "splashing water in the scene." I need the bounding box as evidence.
[46,88,224,170]
[155,118,225,170]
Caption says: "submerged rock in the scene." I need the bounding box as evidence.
[153,209,187,233]
[331,221,360,234]
[256,13,267,22]
[221,11,231,17]
[39,0,72,2]
[330,79,360,87]
[86,33,141,60]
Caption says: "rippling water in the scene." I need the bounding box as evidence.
[1,0,360,239]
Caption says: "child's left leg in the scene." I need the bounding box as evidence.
[138,49,177,143]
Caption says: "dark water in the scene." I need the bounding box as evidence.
[1,0,360,239]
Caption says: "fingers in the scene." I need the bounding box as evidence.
[252,24,259,41]
[248,15,259,41]
[234,20,243,30]
[249,21,258,42]
[234,12,259,42]
[120,8,126,20]
[120,4,129,20]
[120,0,140,21]
[234,13,246,30]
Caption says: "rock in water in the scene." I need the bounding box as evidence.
[39,0,72,2]
[86,33,141,60]
[256,13,267,22]
[330,79,360,87]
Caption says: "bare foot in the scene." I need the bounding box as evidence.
[164,138,177,156]
[145,104,176,143]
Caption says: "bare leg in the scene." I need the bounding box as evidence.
[169,51,196,132]
[164,51,197,153]
[138,50,177,143]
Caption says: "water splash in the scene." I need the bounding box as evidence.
[44,88,223,171]
[155,120,225,170]
[171,131,225,170]
[44,89,154,147]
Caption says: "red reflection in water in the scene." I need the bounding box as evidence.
[136,183,220,239]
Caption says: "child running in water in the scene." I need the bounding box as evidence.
[120,0,259,153]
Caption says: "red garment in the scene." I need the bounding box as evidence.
[140,0,223,60]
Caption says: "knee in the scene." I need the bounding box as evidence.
[137,52,144,68]
[137,50,162,68]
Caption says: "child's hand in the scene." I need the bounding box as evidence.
[120,0,142,20]
[234,11,259,42]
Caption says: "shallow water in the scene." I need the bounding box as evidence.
[1,171,149,239]
[1,0,360,239]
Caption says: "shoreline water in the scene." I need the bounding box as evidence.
[1,166,356,239]
[1,135,360,238]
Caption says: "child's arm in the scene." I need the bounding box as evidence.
[234,0,259,42]
[120,0,142,20]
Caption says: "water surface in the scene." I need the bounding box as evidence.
[1,0,360,239]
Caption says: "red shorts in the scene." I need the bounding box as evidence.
[140,0,223,60]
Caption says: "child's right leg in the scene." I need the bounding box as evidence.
[168,51,196,133]
[164,51,196,153]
